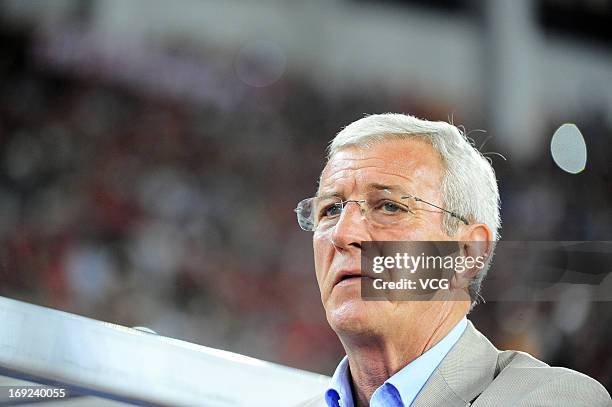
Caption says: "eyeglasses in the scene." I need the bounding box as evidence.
[294,189,469,232]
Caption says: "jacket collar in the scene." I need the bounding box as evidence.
[411,320,499,407]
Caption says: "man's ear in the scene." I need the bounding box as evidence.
[451,223,493,291]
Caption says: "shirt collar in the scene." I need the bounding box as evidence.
[325,317,468,407]
[382,317,467,406]
[326,355,354,407]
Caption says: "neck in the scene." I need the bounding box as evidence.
[341,303,468,407]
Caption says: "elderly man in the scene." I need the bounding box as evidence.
[295,114,611,407]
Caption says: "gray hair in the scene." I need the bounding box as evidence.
[326,113,501,306]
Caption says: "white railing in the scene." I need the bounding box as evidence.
[0,296,329,406]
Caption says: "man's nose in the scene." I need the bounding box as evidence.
[330,202,369,252]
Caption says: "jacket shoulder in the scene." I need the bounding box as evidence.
[474,349,612,407]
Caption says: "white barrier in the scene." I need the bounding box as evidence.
[0,296,329,406]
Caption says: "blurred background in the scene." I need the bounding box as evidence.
[0,0,611,392]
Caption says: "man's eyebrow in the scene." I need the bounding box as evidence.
[367,183,411,194]
[316,184,411,199]
[315,191,343,199]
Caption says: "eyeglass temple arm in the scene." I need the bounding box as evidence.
[402,195,469,225]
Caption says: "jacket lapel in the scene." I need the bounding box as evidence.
[411,320,498,407]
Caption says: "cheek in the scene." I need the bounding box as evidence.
[313,231,332,286]
[375,219,448,241]
[372,228,421,242]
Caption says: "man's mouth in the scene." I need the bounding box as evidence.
[334,270,374,287]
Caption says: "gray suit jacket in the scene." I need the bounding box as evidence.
[299,320,612,406]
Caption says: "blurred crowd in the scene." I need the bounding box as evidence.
[1,27,611,389]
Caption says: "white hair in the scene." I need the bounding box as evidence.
[327,113,501,305]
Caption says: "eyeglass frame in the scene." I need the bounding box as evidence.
[294,192,469,232]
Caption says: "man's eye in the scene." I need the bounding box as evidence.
[321,203,342,218]
[380,201,406,213]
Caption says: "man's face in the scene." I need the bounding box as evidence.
[313,138,453,337]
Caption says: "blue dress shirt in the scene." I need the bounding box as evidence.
[325,317,468,407]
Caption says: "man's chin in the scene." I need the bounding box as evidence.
[325,297,386,336]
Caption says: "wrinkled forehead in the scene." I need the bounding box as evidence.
[318,140,444,197]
